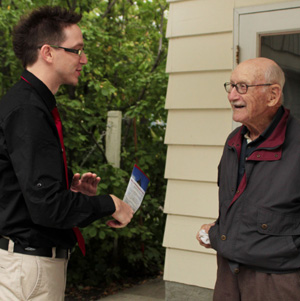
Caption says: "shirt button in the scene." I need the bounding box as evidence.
[236,190,240,194]
[37,183,42,188]
[261,224,268,230]
[221,235,227,241]
[234,268,240,274]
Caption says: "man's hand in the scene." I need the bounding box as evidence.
[106,195,134,228]
[70,172,101,196]
[196,223,215,249]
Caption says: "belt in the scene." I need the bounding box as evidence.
[0,238,70,259]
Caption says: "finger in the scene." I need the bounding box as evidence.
[81,172,91,182]
[199,241,211,248]
[93,177,101,187]
[71,173,81,186]
[84,173,97,185]
[73,173,81,180]
[90,174,98,185]
[106,220,126,228]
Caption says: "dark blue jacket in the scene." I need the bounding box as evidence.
[209,108,300,273]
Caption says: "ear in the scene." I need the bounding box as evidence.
[39,44,54,63]
[267,84,282,107]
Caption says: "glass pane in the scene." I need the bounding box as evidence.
[260,33,300,119]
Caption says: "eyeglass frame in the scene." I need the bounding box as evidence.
[50,45,84,56]
[38,45,84,57]
[224,82,273,94]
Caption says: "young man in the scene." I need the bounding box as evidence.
[0,6,133,300]
[197,58,300,300]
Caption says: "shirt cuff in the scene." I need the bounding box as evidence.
[91,194,116,218]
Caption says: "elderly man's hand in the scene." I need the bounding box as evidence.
[71,172,101,196]
[196,223,215,249]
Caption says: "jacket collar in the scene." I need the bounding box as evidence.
[228,107,290,151]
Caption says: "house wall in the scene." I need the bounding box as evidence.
[163,0,293,298]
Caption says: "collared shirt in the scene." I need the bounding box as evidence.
[237,106,285,187]
[0,70,115,249]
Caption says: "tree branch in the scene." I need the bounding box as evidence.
[101,0,118,19]
[151,4,167,73]
[117,5,167,111]
[79,123,108,167]
[65,0,77,11]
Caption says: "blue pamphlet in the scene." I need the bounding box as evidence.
[123,164,150,212]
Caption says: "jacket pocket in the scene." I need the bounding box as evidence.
[257,208,300,235]
[252,208,300,268]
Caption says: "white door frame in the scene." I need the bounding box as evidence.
[233,1,300,68]
[231,1,300,129]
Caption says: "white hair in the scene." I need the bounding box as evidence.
[265,63,285,88]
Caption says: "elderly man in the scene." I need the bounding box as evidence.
[197,57,300,300]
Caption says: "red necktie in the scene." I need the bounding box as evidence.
[51,107,86,256]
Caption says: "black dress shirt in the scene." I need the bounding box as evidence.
[0,70,115,249]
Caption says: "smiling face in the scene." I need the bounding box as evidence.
[228,59,279,136]
[52,24,88,87]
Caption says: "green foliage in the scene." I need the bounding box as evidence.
[0,0,168,288]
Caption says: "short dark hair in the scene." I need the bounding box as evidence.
[13,6,82,68]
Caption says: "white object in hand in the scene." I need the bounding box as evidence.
[199,229,210,244]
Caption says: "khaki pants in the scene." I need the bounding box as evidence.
[0,240,68,301]
[214,254,300,301]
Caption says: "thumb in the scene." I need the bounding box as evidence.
[71,173,81,187]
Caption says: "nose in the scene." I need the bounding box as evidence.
[80,52,88,65]
[228,85,239,101]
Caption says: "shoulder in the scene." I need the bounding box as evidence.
[286,114,300,133]
[0,80,46,121]
[224,125,242,145]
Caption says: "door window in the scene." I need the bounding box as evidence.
[260,33,300,118]
[236,4,300,120]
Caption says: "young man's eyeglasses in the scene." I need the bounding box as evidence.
[50,45,84,57]
[224,82,273,94]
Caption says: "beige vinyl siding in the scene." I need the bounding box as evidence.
[163,215,216,254]
[166,33,233,73]
[164,248,217,289]
[165,110,232,145]
[166,0,234,37]
[164,180,218,218]
[165,145,222,182]
[163,0,234,289]
[165,71,232,109]
[163,0,294,290]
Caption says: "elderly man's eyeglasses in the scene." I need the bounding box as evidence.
[224,82,273,94]
[50,45,84,57]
